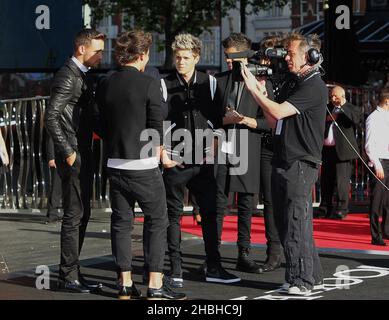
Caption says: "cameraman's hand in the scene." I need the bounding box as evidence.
[241,64,258,92]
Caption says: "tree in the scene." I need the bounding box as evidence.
[223,0,288,34]
[84,0,287,68]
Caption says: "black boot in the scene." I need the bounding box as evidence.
[236,247,263,273]
[261,255,281,272]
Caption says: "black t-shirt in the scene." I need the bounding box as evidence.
[272,71,328,169]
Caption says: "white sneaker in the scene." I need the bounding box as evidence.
[288,285,311,296]
[280,282,290,292]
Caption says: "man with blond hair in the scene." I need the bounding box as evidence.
[161,33,241,287]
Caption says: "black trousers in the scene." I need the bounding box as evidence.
[163,164,220,276]
[272,161,323,289]
[215,163,256,249]
[320,146,352,212]
[109,167,168,273]
[56,153,84,282]
[260,147,282,260]
[79,147,94,253]
[46,166,62,219]
[369,159,389,241]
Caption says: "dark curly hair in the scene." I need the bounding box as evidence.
[115,30,152,65]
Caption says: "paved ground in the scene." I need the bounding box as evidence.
[1,209,389,301]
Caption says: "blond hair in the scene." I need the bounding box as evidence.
[172,33,202,57]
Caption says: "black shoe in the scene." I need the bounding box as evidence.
[166,276,184,288]
[57,280,90,294]
[371,238,387,246]
[329,211,347,220]
[261,260,281,272]
[197,261,207,276]
[118,283,142,300]
[78,274,103,291]
[206,266,241,284]
[147,284,187,300]
[236,248,263,274]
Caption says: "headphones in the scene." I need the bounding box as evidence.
[305,35,322,66]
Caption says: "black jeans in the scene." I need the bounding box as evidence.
[369,159,389,241]
[260,148,282,260]
[272,161,323,289]
[56,153,84,282]
[108,167,168,273]
[163,164,220,276]
[214,164,257,249]
[46,166,62,219]
[320,146,352,212]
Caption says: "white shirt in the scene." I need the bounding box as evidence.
[71,56,89,73]
[107,157,159,170]
[365,106,389,171]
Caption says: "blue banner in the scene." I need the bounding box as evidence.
[0,0,83,70]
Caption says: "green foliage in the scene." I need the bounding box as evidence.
[82,0,289,67]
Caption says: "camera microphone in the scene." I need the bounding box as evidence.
[264,48,287,59]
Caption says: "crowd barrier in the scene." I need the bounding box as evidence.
[0,86,381,212]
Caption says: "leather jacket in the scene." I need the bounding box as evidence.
[44,59,94,160]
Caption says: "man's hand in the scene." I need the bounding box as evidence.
[224,107,244,125]
[66,152,76,167]
[375,167,385,180]
[241,64,259,92]
[161,148,184,169]
[48,159,57,168]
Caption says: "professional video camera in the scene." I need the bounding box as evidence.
[228,47,288,81]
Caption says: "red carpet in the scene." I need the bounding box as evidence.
[178,213,389,252]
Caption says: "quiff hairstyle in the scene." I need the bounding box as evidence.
[172,34,202,57]
[74,28,106,51]
[222,33,252,51]
[115,30,152,65]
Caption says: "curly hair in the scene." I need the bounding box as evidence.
[172,34,202,57]
[115,30,152,65]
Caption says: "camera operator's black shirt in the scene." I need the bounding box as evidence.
[272,71,328,169]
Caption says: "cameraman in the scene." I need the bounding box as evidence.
[241,33,326,295]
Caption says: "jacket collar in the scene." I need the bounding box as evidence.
[66,58,87,78]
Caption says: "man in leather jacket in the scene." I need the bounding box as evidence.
[44,29,105,294]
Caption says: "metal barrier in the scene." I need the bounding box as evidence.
[0,87,382,212]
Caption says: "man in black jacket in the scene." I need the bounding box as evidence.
[44,29,106,293]
[214,33,264,274]
[97,30,185,300]
[318,85,361,219]
[161,33,240,287]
